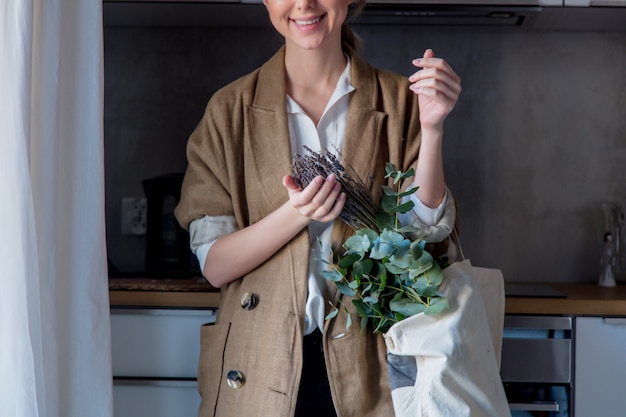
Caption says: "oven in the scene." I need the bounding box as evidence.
[500,315,572,416]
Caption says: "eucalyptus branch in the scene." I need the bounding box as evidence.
[299,150,449,334]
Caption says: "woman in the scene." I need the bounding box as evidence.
[174,0,462,415]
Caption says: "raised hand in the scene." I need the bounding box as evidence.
[409,49,462,130]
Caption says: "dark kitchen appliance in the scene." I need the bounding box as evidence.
[501,315,572,416]
[143,173,200,278]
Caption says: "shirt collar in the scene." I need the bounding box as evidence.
[286,56,355,115]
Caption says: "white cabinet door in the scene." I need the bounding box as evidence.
[111,308,216,378]
[113,380,200,417]
[575,316,626,417]
[111,308,217,417]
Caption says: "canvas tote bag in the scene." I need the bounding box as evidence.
[383,238,512,417]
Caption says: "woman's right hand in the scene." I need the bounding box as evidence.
[282,174,346,223]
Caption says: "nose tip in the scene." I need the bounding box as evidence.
[297,0,314,9]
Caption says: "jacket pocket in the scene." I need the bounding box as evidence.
[197,322,230,417]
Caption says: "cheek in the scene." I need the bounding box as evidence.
[264,5,286,28]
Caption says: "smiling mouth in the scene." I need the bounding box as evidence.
[292,14,326,26]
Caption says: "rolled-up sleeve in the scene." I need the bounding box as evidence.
[189,215,238,274]
[397,188,457,243]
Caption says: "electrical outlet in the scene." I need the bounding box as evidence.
[121,197,147,236]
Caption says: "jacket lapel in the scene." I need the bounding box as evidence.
[247,47,293,210]
[341,53,387,196]
[327,53,388,307]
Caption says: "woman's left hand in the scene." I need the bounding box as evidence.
[409,49,462,130]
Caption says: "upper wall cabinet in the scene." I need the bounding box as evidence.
[565,0,626,5]
[103,0,269,28]
[103,0,626,31]
[103,1,270,28]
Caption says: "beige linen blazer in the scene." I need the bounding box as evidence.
[175,46,426,417]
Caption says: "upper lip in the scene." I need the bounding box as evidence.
[290,13,325,23]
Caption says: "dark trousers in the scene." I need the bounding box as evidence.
[294,330,338,417]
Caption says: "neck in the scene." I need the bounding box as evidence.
[284,43,347,94]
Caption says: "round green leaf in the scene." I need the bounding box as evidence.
[338,253,361,269]
[325,308,339,320]
[380,229,405,246]
[320,268,344,282]
[390,298,427,316]
[424,265,444,286]
[375,212,395,231]
[344,235,369,258]
[418,285,439,298]
[363,291,379,304]
[336,281,356,296]
[352,299,370,316]
[390,200,414,214]
[425,297,449,315]
[352,259,373,278]
[397,186,419,198]
[356,228,379,246]
[385,262,406,275]
[382,185,396,196]
[370,240,393,260]
[389,239,412,268]
[381,194,397,212]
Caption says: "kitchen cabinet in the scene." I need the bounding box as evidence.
[110,307,217,417]
[110,283,626,417]
[103,1,269,28]
[574,316,626,417]
[101,0,626,31]
[113,380,200,417]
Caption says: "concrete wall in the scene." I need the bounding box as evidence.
[104,24,626,283]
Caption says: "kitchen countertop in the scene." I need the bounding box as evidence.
[505,283,626,316]
[109,277,220,309]
[109,279,626,315]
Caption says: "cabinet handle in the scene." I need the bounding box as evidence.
[113,377,197,388]
[603,318,626,325]
[509,401,559,412]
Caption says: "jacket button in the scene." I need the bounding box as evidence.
[226,370,245,389]
[240,292,258,310]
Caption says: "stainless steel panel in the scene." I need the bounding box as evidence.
[509,402,560,411]
[504,315,572,330]
[501,316,572,384]
[501,338,571,383]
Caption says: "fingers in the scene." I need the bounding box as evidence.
[284,174,346,222]
[422,48,435,59]
[409,73,460,103]
[409,49,461,99]
[409,68,461,102]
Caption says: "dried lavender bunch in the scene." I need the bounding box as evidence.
[291,146,382,231]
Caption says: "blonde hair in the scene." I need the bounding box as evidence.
[342,0,367,53]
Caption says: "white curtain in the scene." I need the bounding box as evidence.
[0,0,112,417]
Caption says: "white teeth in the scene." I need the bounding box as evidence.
[294,16,321,25]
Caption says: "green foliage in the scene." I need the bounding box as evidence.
[323,163,448,334]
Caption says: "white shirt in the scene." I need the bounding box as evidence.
[190,57,447,335]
